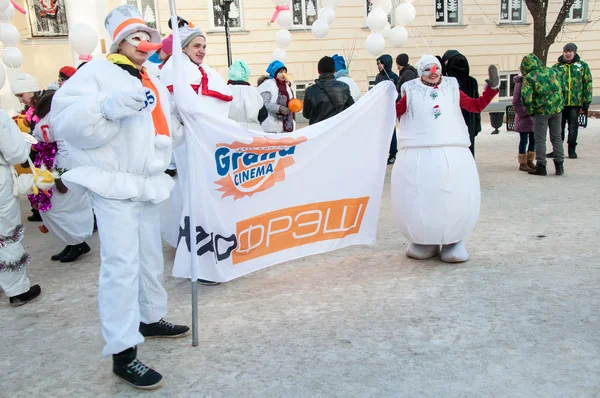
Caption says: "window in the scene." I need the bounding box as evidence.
[209,0,244,31]
[292,0,319,27]
[126,0,159,30]
[294,81,313,100]
[27,0,69,37]
[365,0,393,24]
[368,78,377,90]
[499,72,519,98]
[566,0,586,22]
[500,0,525,23]
[435,0,462,25]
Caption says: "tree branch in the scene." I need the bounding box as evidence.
[547,0,577,41]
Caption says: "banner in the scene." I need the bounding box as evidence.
[170,72,397,281]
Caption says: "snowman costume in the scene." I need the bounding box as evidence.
[392,55,498,263]
[50,6,185,358]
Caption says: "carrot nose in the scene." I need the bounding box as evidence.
[430,65,438,74]
[138,40,162,53]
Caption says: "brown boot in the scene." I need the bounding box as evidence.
[518,153,532,172]
[527,151,536,170]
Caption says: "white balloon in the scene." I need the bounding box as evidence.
[2,46,22,68]
[365,32,386,56]
[0,3,13,22]
[0,62,5,91]
[367,8,387,32]
[0,23,19,46]
[395,3,416,26]
[326,0,341,8]
[311,19,329,39]
[0,0,9,13]
[318,7,335,24]
[273,48,287,63]
[381,22,392,38]
[272,0,289,5]
[277,10,293,29]
[275,29,292,48]
[374,0,393,15]
[389,26,408,47]
[69,23,99,56]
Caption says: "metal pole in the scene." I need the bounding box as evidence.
[168,0,200,348]
[224,0,233,67]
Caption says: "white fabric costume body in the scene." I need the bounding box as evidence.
[51,57,178,356]
[257,78,294,133]
[31,115,94,245]
[227,84,264,131]
[159,55,232,247]
[338,76,361,103]
[391,76,480,245]
[0,110,32,297]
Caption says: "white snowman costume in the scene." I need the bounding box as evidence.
[31,115,94,247]
[392,55,498,263]
[50,6,182,356]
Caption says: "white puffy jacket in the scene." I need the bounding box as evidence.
[258,78,294,134]
[228,84,264,131]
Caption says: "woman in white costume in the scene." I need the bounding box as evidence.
[50,5,189,390]
[159,20,232,286]
[227,60,268,131]
[392,55,499,263]
[0,110,41,306]
[258,60,295,133]
[29,91,94,263]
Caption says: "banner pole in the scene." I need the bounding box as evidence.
[168,0,199,348]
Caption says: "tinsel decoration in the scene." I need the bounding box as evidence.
[0,224,25,249]
[0,253,31,272]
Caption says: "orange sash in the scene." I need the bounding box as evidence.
[140,67,170,138]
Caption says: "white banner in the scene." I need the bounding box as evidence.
[170,66,397,281]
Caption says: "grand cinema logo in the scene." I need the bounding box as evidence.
[214,136,307,200]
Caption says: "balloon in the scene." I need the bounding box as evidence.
[367,8,387,32]
[2,46,22,68]
[275,29,292,48]
[311,19,329,39]
[69,23,99,56]
[365,33,385,56]
[273,48,287,63]
[277,10,293,29]
[0,62,5,91]
[272,0,289,5]
[381,22,392,38]
[0,0,9,13]
[389,26,408,47]
[318,7,335,24]
[326,0,341,8]
[373,0,393,15]
[0,3,14,22]
[0,23,19,46]
[395,3,416,26]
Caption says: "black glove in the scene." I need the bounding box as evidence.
[581,104,589,112]
[485,65,500,89]
[279,106,291,116]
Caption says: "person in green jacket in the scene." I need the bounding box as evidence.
[548,43,593,159]
[520,53,565,176]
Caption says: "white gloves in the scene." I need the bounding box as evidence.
[101,88,149,121]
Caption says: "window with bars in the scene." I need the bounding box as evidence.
[366,0,393,24]
[566,0,586,22]
[499,72,519,99]
[294,82,313,100]
[126,0,159,30]
[209,0,243,31]
[435,0,461,24]
[500,0,525,23]
[27,0,69,37]
[292,0,319,27]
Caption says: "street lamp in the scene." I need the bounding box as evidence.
[219,0,236,67]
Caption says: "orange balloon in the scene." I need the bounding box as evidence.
[288,98,303,113]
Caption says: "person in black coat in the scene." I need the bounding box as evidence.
[375,54,400,164]
[443,50,482,157]
[303,56,354,125]
[396,53,418,93]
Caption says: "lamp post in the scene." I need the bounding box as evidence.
[221,0,235,67]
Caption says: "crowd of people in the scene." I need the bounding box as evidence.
[0,2,594,391]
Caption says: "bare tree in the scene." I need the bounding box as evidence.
[524,0,577,64]
[342,35,359,72]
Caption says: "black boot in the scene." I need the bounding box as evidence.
[9,285,41,307]
[554,160,564,175]
[198,279,221,286]
[93,215,98,232]
[140,319,190,339]
[113,347,163,390]
[568,145,578,159]
[528,164,547,176]
[59,242,91,263]
[27,209,42,222]
[51,246,71,261]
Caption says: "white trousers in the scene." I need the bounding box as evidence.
[92,193,168,357]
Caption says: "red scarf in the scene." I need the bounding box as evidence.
[167,66,233,102]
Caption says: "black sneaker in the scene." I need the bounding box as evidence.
[528,164,547,176]
[113,347,163,390]
[140,319,190,339]
[51,246,71,261]
[198,279,221,286]
[9,285,42,307]
[546,152,555,158]
[387,156,396,165]
[60,242,91,263]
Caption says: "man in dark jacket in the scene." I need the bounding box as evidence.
[444,50,482,157]
[303,56,354,125]
[396,53,418,93]
[375,54,399,164]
